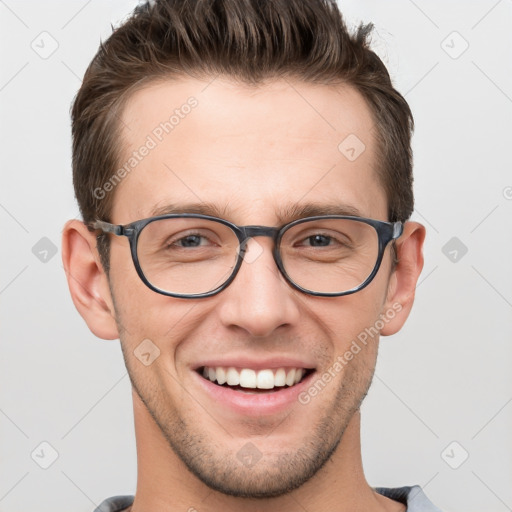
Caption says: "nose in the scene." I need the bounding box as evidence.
[216,238,301,337]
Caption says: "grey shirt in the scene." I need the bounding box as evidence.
[93,486,443,511]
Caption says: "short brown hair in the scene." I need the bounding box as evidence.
[71,0,414,272]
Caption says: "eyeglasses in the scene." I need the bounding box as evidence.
[92,214,403,299]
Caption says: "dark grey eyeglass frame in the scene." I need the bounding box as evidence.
[92,214,403,299]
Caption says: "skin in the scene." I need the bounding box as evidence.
[62,77,425,512]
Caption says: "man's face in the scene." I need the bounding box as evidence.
[108,77,392,497]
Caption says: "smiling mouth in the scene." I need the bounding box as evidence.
[197,366,315,393]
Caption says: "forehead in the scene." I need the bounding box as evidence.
[112,76,386,224]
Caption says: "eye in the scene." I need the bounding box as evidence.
[295,231,351,249]
[172,234,210,248]
[160,229,221,251]
[303,234,334,247]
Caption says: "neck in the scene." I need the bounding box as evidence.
[129,389,402,512]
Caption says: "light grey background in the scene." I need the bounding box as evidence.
[1,1,511,511]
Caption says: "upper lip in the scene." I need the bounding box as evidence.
[193,357,316,371]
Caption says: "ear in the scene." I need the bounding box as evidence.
[380,221,426,336]
[61,219,119,340]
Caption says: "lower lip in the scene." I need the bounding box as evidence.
[193,370,316,416]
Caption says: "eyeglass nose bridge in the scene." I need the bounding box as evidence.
[235,225,285,272]
[238,225,281,241]
[236,225,282,259]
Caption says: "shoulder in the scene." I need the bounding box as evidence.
[375,485,444,511]
[92,495,135,512]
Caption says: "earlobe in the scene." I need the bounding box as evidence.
[380,221,426,336]
[62,219,119,340]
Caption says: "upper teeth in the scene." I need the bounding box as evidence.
[202,366,306,389]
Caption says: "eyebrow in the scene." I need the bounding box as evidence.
[150,202,231,218]
[149,202,365,225]
[276,203,364,223]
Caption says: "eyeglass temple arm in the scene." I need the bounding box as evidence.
[91,220,124,236]
[392,221,404,239]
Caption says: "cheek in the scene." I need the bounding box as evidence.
[108,244,173,337]
[108,261,213,379]
[319,288,386,345]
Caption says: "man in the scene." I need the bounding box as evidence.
[62,0,439,510]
